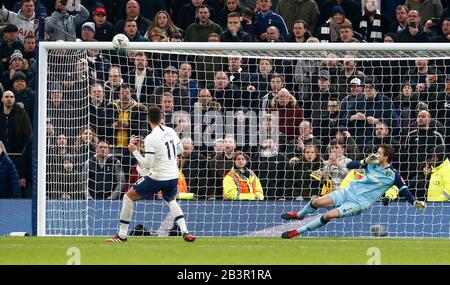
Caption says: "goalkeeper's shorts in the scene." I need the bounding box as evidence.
[328,190,368,218]
[133,176,178,202]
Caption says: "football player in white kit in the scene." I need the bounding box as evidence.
[106,105,196,242]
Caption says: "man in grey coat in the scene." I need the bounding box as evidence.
[45,0,89,41]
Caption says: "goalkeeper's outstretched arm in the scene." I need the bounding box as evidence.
[393,171,426,210]
[346,154,379,169]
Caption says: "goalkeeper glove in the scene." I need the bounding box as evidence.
[360,154,379,166]
[414,200,427,211]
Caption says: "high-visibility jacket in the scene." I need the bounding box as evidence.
[340,168,399,200]
[177,170,194,200]
[223,168,264,200]
[427,158,450,202]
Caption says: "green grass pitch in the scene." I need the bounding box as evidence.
[1,237,450,265]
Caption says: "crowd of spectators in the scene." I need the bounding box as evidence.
[0,0,449,202]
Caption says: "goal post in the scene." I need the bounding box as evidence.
[36,41,450,237]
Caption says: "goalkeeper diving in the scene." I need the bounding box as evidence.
[280,144,426,239]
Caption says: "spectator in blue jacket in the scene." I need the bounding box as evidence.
[0,140,20,198]
[254,0,288,41]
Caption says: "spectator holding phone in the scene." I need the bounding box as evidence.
[397,10,427,42]
[426,17,450,42]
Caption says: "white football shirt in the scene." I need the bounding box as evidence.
[140,125,181,180]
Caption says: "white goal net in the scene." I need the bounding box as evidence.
[37,42,450,237]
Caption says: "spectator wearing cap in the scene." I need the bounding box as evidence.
[185,5,223,42]
[123,19,148,42]
[254,0,288,42]
[0,140,20,198]
[0,24,24,73]
[80,22,96,42]
[154,66,190,112]
[0,91,32,157]
[354,0,390,42]
[317,0,362,28]
[77,1,104,21]
[10,71,34,120]
[0,0,37,42]
[350,76,399,145]
[92,7,115,42]
[45,0,89,41]
[1,50,32,91]
[114,0,152,36]
[340,77,363,121]
[317,5,353,43]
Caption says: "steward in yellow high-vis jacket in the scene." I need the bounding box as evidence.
[223,152,264,200]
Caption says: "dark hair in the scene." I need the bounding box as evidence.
[233,151,250,161]
[197,5,210,13]
[148,105,162,124]
[97,139,111,148]
[384,32,397,42]
[379,144,395,163]
[169,32,183,40]
[241,7,254,18]
[120,83,130,90]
